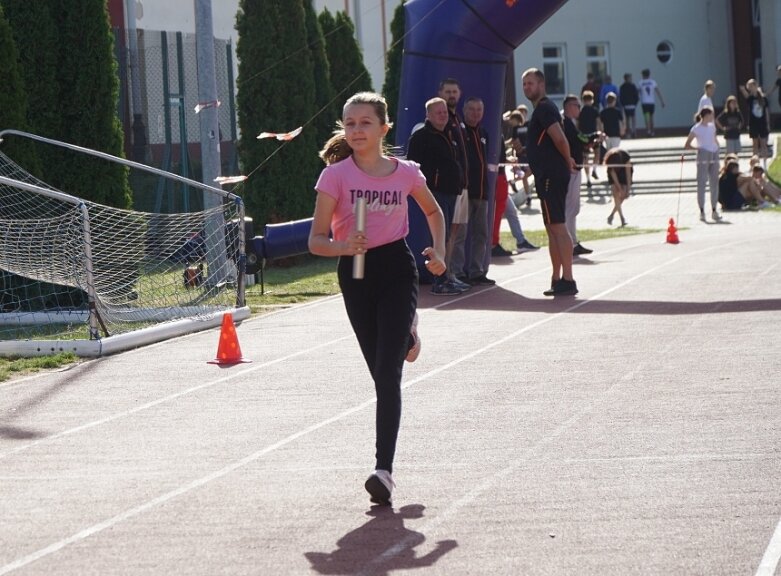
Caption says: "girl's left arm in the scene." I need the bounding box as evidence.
[410,183,447,276]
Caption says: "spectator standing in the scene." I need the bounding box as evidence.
[638,68,665,136]
[438,78,471,290]
[508,106,532,207]
[581,72,601,106]
[493,144,539,256]
[598,75,619,109]
[698,80,716,113]
[619,73,639,138]
[522,67,578,296]
[739,79,770,166]
[309,91,446,505]
[684,107,722,222]
[450,97,494,285]
[716,95,744,155]
[603,148,633,227]
[406,97,466,295]
[562,94,594,257]
[578,90,601,189]
[599,92,625,150]
[764,65,781,112]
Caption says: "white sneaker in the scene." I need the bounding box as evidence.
[365,469,395,505]
[405,312,421,362]
[711,210,722,221]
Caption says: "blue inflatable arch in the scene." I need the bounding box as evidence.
[395,0,569,280]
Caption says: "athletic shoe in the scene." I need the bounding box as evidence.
[543,278,578,296]
[516,240,540,253]
[758,201,772,209]
[491,244,513,257]
[700,211,707,222]
[430,281,461,296]
[406,312,421,362]
[365,469,395,505]
[451,277,472,291]
[573,243,593,256]
[468,274,496,286]
[711,210,722,221]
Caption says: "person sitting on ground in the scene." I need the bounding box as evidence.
[718,159,773,210]
[750,166,781,204]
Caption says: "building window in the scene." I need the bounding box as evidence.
[656,41,673,64]
[586,43,609,87]
[542,44,566,97]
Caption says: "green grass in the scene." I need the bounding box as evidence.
[2,226,661,382]
[769,138,781,185]
[0,353,78,383]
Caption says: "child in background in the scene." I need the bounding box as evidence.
[716,95,744,155]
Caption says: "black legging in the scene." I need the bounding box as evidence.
[338,239,418,474]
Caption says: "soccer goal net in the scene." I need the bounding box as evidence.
[0,130,250,357]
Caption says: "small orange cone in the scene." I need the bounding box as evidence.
[208,313,251,364]
[666,218,680,244]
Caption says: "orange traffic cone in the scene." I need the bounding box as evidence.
[208,313,251,364]
[666,218,680,244]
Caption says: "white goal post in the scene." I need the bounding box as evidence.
[0,129,250,357]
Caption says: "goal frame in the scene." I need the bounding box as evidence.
[0,129,250,357]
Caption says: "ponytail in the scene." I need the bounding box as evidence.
[319,124,352,165]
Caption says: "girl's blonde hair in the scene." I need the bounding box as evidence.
[318,92,391,166]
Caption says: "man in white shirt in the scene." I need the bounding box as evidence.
[698,80,715,113]
[638,68,665,136]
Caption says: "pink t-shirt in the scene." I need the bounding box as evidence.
[314,156,426,249]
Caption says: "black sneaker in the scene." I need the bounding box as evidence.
[516,240,540,253]
[573,243,593,256]
[491,244,512,257]
[468,274,496,285]
[543,278,578,296]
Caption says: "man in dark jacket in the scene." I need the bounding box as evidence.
[407,97,465,295]
[450,96,494,285]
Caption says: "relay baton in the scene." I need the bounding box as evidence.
[352,197,367,279]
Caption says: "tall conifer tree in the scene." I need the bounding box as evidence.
[382,0,405,145]
[319,8,373,102]
[0,4,40,174]
[45,0,130,208]
[236,0,321,226]
[303,0,338,150]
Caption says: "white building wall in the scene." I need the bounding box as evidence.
[512,0,733,129]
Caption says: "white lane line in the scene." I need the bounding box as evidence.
[0,242,709,574]
[755,518,781,576]
[0,332,352,461]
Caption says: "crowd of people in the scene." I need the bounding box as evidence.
[685,70,781,219]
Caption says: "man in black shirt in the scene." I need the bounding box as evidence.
[522,68,578,296]
[619,73,639,138]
